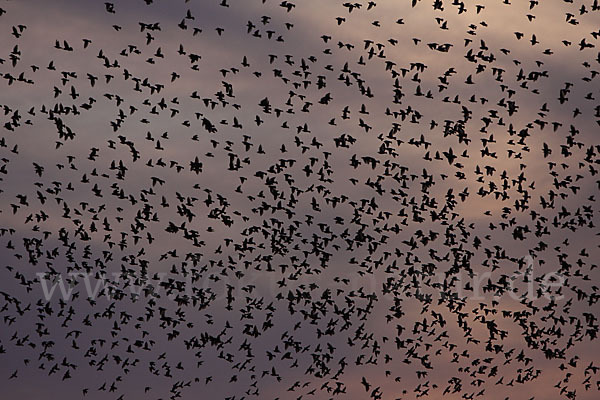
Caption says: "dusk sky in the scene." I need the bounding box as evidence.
[0,0,599,399]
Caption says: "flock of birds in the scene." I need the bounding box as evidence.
[0,0,599,399]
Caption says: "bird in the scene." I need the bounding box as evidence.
[0,1,597,400]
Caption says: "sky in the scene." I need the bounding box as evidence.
[0,0,599,399]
